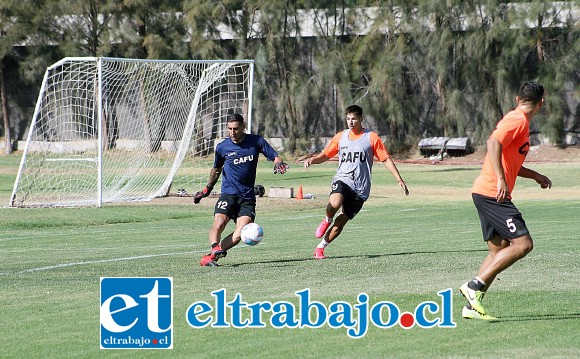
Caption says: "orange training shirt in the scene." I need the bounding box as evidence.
[323,130,391,162]
[472,107,530,198]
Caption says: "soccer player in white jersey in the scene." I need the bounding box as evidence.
[193,114,288,266]
[304,105,409,259]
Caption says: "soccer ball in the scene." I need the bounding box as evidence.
[241,223,264,246]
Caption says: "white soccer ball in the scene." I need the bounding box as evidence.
[241,223,264,246]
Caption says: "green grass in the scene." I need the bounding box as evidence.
[1,153,579,358]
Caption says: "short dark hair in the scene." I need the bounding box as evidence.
[227,113,245,124]
[345,105,363,117]
[519,81,544,104]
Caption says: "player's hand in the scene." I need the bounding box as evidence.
[274,161,289,174]
[193,186,213,204]
[535,174,552,189]
[399,180,409,196]
[495,179,510,203]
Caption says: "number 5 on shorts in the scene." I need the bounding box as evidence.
[506,218,516,233]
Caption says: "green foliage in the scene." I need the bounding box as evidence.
[1,1,578,153]
[107,0,189,59]
[47,0,120,56]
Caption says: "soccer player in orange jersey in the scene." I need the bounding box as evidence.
[459,82,552,320]
[304,105,409,259]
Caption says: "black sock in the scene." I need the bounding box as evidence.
[467,278,485,291]
[211,243,219,249]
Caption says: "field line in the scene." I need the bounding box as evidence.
[1,243,259,276]
[0,250,204,276]
[0,226,202,242]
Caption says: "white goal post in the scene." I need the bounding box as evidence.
[10,57,254,207]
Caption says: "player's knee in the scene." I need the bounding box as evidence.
[523,239,533,255]
[334,214,350,226]
[515,236,533,258]
[326,202,340,214]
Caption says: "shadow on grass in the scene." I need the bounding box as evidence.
[228,248,488,267]
[415,167,481,173]
[491,313,580,323]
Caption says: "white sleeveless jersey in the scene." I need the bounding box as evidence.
[332,129,375,200]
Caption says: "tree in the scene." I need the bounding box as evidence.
[344,2,422,149]
[1,1,577,153]
[526,0,579,145]
[173,1,580,150]
[47,0,122,57]
[113,0,189,59]
[0,0,39,154]
[183,0,248,59]
[185,0,324,152]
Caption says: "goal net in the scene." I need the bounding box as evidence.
[10,57,254,207]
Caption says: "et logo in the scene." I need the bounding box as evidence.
[100,277,173,349]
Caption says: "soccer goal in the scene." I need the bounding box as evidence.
[10,57,254,207]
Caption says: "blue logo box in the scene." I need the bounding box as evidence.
[100,277,173,349]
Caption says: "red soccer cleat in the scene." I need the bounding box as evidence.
[211,244,227,260]
[200,254,217,266]
[199,244,227,266]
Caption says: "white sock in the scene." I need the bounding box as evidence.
[317,239,329,249]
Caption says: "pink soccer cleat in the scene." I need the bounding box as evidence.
[315,219,331,238]
[314,247,326,259]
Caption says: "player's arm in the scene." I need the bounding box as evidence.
[518,166,552,189]
[304,134,340,169]
[258,137,289,174]
[303,152,330,168]
[193,166,223,204]
[383,157,409,196]
[206,167,223,188]
[487,136,509,203]
[371,132,408,196]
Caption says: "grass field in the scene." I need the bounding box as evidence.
[1,153,579,358]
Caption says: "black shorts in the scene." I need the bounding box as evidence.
[214,194,256,222]
[472,193,529,241]
[330,180,365,219]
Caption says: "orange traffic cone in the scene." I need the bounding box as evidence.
[296,185,304,199]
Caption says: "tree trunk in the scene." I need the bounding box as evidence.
[0,60,12,154]
[536,14,544,62]
[436,76,448,136]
